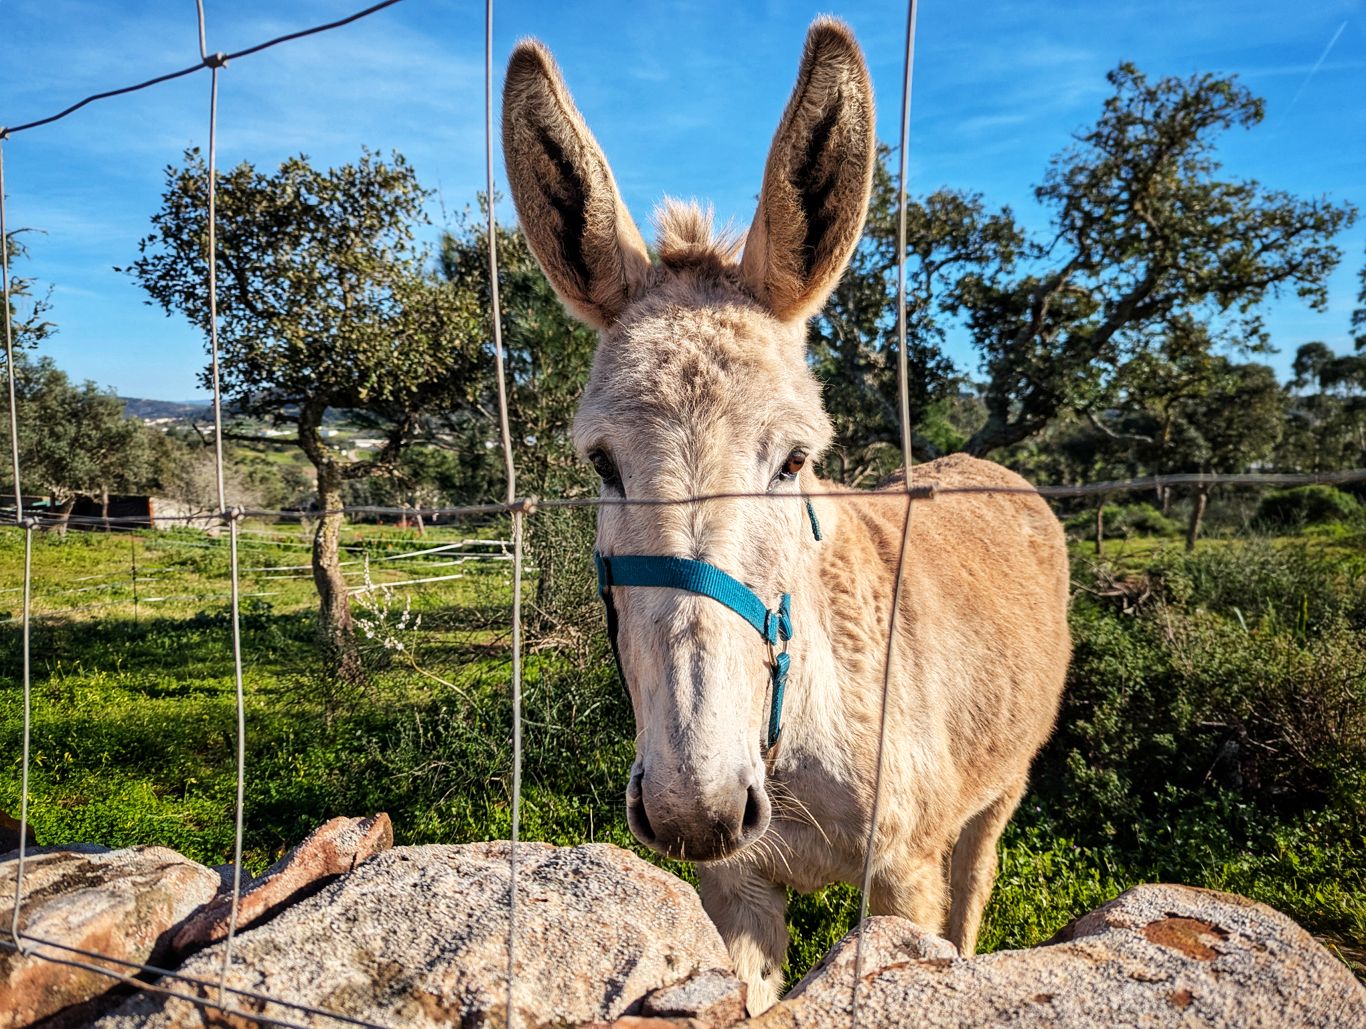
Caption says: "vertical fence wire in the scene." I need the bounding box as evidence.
[484,2,526,1025]
[0,136,37,958]
[853,0,920,1019]
[192,0,249,1005]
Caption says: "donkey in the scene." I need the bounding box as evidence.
[502,18,1070,1012]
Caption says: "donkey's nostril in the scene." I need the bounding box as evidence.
[634,795,656,842]
[742,785,764,834]
[627,770,657,844]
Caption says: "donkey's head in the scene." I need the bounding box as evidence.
[503,19,874,861]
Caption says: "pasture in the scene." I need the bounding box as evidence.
[2,512,1362,984]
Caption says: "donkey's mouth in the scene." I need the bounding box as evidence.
[625,765,772,862]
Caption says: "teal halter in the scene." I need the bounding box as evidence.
[593,496,821,751]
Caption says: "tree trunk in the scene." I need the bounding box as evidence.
[101,487,110,533]
[1185,486,1209,552]
[312,462,362,683]
[52,496,76,538]
[1094,497,1105,556]
[1159,483,1172,517]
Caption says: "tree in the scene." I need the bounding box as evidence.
[1353,244,1366,352]
[126,149,483,676]
[0,353,154,529]
[951,64,1354,456]
[440,205,605,643]
[1,232,56,353]
[808,152,1014,482]
[1178,359,1285,548]
[439,202,599,498]
[1280,340,1366,472]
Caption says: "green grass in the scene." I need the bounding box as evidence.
[1,521,1362,987]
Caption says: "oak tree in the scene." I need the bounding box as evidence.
[127,149,482,676]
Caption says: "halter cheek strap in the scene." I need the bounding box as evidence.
[592,493,822,751]
[595,553,793,749]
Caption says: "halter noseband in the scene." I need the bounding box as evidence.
[593,498,821,752]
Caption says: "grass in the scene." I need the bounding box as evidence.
[1,518,1363,987]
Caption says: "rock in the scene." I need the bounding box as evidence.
[0,843,110,862]
[784,915,957,1002]
[166,813,393,962]
[755,883,1366,1027]
[0,846,220,1029]
[641,967,748,1024]
[95,842,732,1029]
[0,812,36,854]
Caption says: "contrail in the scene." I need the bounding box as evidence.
[1290,20,1348,107]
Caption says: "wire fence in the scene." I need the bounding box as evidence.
[2,2,1364,1027]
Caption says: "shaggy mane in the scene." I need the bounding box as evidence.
[653,198,744,271]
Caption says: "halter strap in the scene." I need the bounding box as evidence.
[595,552,792,749]
[592,492,820,752]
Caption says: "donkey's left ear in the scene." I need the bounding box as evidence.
[741,18,875,324]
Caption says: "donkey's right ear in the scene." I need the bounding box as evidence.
[502,41,652,330]
[740,19,875,324]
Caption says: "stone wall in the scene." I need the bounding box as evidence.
[3,815,1362,1027]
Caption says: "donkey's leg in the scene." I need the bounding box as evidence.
[947,777,1028,954]
[696,863,789,1014]
[868,851,949,935]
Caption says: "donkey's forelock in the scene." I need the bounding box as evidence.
[653,199,745,273]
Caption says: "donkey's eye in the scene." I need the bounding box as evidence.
[588,448,621,489]
[776,449,808,482]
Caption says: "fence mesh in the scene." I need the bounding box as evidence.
[1,2,1363,1026]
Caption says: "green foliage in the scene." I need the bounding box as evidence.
[809,154,1005,482]
[0,352,156,510]
[1278,341,1366,472]
[127,149,481,432]
[956,65,1353,456]
[439,201,600,500]
[0,231,56,350]
[1050,544,1366,835]
[439,203,607,640]
[1257,485,1362,528]
[1063,502,1180,539]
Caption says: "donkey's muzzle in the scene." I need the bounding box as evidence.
[627,764,771,861]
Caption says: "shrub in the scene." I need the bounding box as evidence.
[1063,502,1181,539]
[1113,502,1182,537]
[523,506,605,663]
[1255,485,1361,528]
[1040,543,1366,840]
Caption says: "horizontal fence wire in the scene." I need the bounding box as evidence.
[0,0,405,137]
[3,468,1365,529]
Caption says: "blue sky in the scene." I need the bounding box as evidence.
[1,0,1363,401]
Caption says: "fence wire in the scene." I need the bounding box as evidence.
[482,1,526,1021]
[853,2,920,1018]
[2,3,1364,1027]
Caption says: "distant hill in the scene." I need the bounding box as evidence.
[121,398,213,421]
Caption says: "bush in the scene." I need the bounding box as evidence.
[1063,502,1181,539]
[1255,485,1361,528]
[1041,543,1366,841]
[523,506,605,662]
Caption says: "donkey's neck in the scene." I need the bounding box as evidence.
[777,481,897,798]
